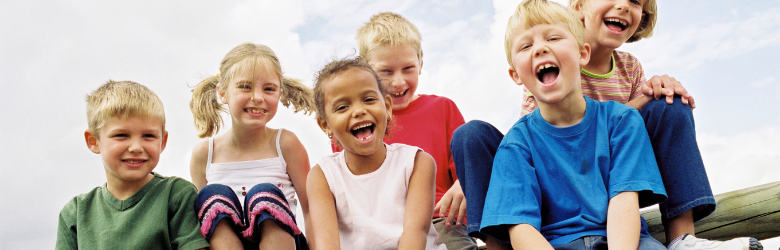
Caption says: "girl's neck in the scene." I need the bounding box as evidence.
[583,43,615,75]
[227,124,271,147]
[344,144,388,176]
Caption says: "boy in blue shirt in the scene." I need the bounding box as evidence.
[478,0,667,249]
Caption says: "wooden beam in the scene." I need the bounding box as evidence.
[642,181,780,243]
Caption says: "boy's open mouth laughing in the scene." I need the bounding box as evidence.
[604,17,628,32]
[350,121,376,143]
[536,63,560,85]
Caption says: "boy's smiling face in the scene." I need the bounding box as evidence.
[368,44,421,111]
[508,22,590,105]
[579,0,644,50]
[86,115,167,187]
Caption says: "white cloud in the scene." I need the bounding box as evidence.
[698,126,780,194]
[626,8,780,72]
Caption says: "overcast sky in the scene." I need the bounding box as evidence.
[1,0,779,249]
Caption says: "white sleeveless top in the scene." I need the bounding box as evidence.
[318,143,445,250]
[205,129,297,211]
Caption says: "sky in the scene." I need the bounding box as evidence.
[1,0,779,249]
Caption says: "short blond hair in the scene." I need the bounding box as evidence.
[86,80,165,137]
[356,12,423,63]
[570,0,656,43]
[189,43,314,138]
[505,0,587,67]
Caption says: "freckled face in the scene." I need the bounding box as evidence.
[368,44,421,110]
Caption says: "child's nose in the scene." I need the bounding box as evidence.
[534,46,550,57]
[250,89,264,103]
[391,73,405,87]
[128,138,143,153]
[615,0,629,11]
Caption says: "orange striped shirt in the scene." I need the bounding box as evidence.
[521,50,645,115]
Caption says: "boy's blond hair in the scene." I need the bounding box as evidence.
[86,80,166,136]
[505,0,587,67]
[189,43,314,138]
[356,12,423,63]
[569,0,656,43]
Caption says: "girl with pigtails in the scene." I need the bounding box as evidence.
[189,42,313,250]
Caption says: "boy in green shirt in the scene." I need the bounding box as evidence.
[56,80,209,250]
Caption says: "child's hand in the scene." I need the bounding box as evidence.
[643,74,696,109]
[433,180,467,227]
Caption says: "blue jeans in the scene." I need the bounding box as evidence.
[451,96,716,238]
[554,236,665,250]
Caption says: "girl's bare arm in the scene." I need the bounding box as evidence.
[306,165,340,250]
[189,140,210,190]
[280,130,312,241]
[399,151,436,250]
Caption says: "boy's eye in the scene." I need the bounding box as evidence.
[144,134,158,139]
[335,105,348,112]
[548,36,561,42]
[630,0,641,5]
[519,44,532,51]
[403,66,415,71]
[113,133,129,138]
[364,97,378,103]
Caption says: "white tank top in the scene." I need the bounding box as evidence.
[318,143,445,250]
[205,129,297,211]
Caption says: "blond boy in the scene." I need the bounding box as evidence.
[354,12,473,249]
[473,0,669,249]
[56,80,208,250]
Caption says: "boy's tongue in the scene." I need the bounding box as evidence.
[606,23,623,32]
[354,127,372,139]
[542,71,558,84]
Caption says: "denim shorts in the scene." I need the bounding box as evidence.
[554,235,665,250]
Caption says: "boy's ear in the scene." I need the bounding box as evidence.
[84,129,100,154]
[579,43,592,67]
[160,131,169,152]
[508,67,523,86]
[418,58,424,75]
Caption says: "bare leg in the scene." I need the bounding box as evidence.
[486,237,513,250]
[257,220,295,250]
[664,210,695,245]
[209,220,244,250]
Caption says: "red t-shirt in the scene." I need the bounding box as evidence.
[332,94,465,205]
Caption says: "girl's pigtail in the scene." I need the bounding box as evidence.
[280,77,315,115]
[190,75,226,138]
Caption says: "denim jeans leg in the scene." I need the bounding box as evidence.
[640,96,716,222]
[451,120,504,237]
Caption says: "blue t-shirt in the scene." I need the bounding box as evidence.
[480,96,667,246]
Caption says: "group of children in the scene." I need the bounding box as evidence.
[56,0,764,249]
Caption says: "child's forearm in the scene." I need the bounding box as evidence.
[607,191,640,250]
[398,230,428,250]
[626,95,653,111]
[508,224,554,250]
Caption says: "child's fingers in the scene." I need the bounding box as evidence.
[446,195,463,227]
[456,199,467,226]
[435,198,449,218]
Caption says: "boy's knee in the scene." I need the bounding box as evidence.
[453,120,498,147]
